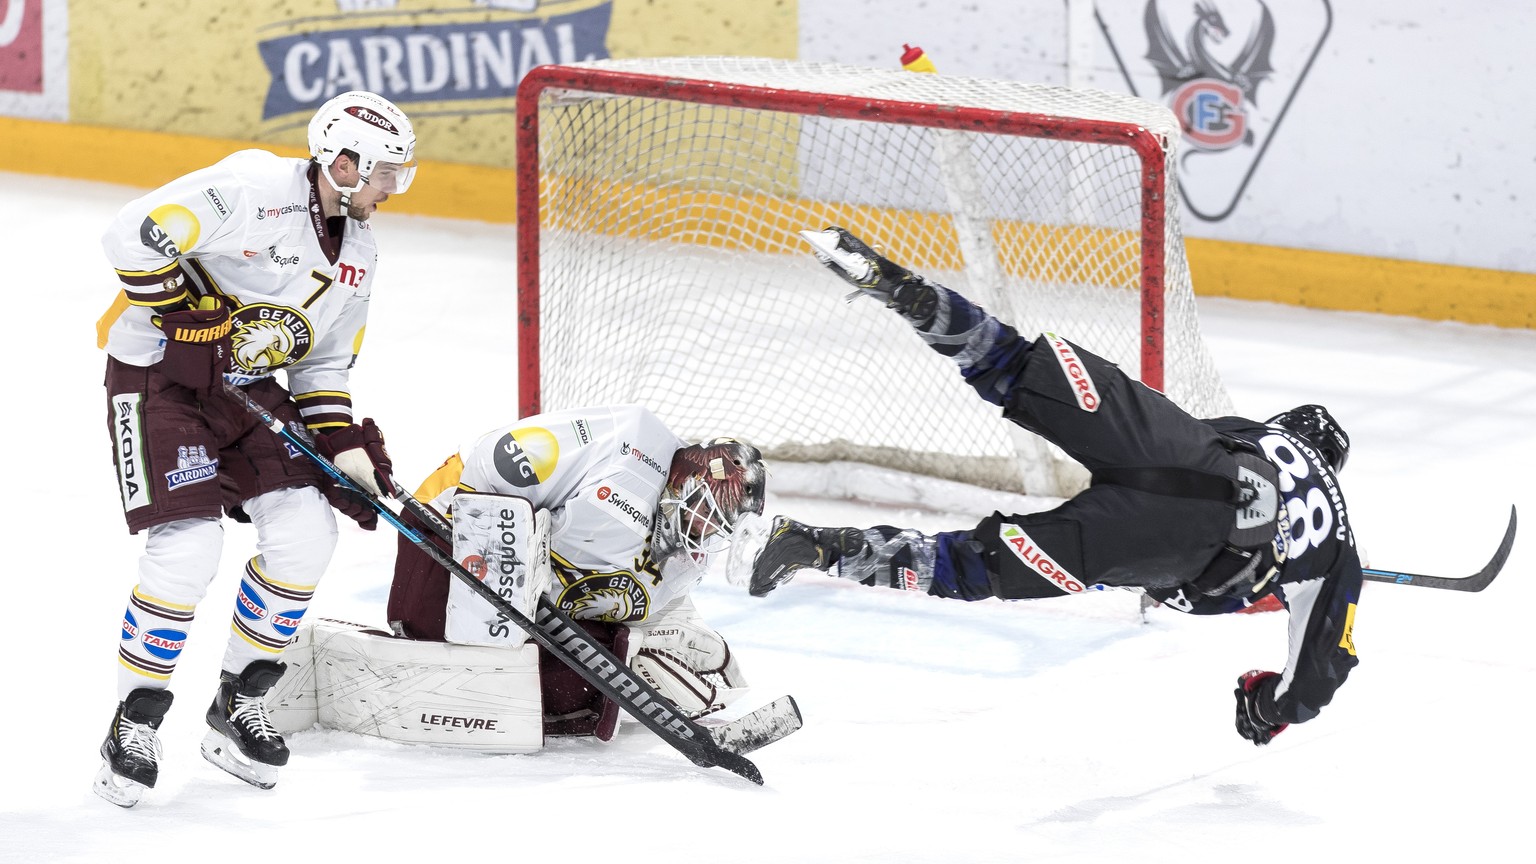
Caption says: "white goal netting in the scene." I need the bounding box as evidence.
[520,57,1231,497]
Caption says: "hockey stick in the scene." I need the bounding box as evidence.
[383,482,802,756]
[223,383,776,785]
[1360,506,1517,592]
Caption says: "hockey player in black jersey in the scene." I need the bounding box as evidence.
[752,227,1363,747]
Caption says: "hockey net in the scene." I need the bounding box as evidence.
[517,57,1231,498]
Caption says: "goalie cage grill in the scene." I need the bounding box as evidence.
[516,57,1232,498]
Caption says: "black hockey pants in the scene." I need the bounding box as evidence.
[930,333,1239,600]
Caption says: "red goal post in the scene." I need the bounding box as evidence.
[515,57,1230,497]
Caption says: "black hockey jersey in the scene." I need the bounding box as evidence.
[1176,417,1363,726]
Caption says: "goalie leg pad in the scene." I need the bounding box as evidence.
[273,619,545,753]
[446,493,552,647]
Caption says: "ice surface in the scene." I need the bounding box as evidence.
[2,171,1532,863]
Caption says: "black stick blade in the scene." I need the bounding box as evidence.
[1362,506,1517,592]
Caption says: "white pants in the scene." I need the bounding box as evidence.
[115,486,338,699]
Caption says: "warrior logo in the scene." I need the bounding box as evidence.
[227,303,315,379]
[165,444,218,491]
[1097,0,1332,221]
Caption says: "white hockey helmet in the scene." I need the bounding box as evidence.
[654,438,767,562]
[308,91,418,196]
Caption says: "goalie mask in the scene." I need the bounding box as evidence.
[308,91,418,200]
[1267,404,1351,472]
[653,438,767,562]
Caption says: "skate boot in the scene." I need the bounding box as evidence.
[749,516,869,597]
[201,660,289,789]
[93,687,174,808]
[798,227,937,323]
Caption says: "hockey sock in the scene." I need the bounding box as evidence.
[928,532,994,601]
[911,285,1032,407]
[117,586,196,697]
[223,555,316,673]
[834,526,938,593]
[222,487,335,673]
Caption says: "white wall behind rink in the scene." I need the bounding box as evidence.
[798,0,1536,274]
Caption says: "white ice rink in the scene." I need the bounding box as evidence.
[1,171,1532,862]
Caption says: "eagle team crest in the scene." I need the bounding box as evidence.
[228,303,315,378]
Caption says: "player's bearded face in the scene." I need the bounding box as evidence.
[347,183,387,221]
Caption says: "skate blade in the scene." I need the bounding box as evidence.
[797,228,873,283]
[200,729,279,790]
[92,762,148,808]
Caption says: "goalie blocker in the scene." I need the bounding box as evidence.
[266,493,749,751]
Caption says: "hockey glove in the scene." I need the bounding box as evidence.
[316,418,395,498]
[1234,669,1289,746]
[798,226,937,324]
[154,295,233,392]
[322,483,378,531]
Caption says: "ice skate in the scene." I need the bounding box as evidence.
[749,517,867,597]
[201,660,289,789]
[798,227,936,321]
[93,687,173,808]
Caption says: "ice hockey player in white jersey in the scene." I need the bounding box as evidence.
[93,91,415,807]
[284,405,767,748]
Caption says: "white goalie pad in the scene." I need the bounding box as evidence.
[446,493,552,647]
[265,619,543,753]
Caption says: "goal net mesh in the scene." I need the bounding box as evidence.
[523,57,1231,496]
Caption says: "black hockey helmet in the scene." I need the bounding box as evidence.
[1267,404,1351,472]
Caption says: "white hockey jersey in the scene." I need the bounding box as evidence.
[415,405,696,625]
[97,149,377,430]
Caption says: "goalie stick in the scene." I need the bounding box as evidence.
[1360,506,1517,592]
[223,383,799,784]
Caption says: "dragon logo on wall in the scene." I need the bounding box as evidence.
[1097,0,1331,222]
[1145,0,1276,151]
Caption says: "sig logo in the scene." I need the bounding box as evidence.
[138,204,200,258]
[492,426,559,488]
